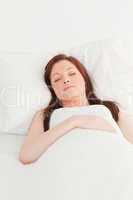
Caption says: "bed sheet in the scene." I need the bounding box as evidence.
[0,129,133,200]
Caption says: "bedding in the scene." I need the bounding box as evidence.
[0,105,133,200]
[0,37,133,136]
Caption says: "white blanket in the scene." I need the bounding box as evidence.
[0,105,133,200]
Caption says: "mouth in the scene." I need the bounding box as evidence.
[63,85,75,91]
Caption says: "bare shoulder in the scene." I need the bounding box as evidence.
[30,109,44,124]
[26,108,45,140]
[117,105,133,144]
[36,108,44,118]
[118,106,133,123]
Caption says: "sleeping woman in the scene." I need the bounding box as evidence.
[19,54,133,165]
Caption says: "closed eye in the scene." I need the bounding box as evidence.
[54,72,76,82]
[69,72,76,76]
[54,78,61,82]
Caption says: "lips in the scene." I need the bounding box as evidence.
[64,85,75,91]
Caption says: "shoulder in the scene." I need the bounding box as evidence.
[118,106,133,123]
[36,108,46,117]
[37,108,44,116]
[29,108,45,129]
[32,109,43,120]
[24,108,45,139]
[117,105,133,144]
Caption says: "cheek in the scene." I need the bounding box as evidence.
[52,82,63,96]
[76,76,85,87]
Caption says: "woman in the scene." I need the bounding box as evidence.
[19,54,133,165]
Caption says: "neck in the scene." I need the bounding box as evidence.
[61,97,89,108]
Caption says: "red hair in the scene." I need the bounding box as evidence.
[42,54,120,131]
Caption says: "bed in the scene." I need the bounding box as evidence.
[0,129,133,200]
[0,37,133,200]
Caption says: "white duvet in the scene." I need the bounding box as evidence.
[0,105,133,200]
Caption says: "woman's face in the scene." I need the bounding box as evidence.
[50,59,86,101]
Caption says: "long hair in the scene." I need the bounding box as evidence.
[42,54,120,132]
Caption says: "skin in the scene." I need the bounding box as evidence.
[50,59,118,132]
[50,59,89,107]
[19,60,133,165]
[50,59,133,143]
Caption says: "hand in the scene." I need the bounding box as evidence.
[70,115,100,129]
[71,115,116,132]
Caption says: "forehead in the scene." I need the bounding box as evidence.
[51,60,77,77]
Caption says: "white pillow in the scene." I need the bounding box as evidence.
[0,52,51,135]
[91,38,133,112]
[66,37,133,112]
[0,37,133,135]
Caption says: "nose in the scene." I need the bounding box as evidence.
[64,79,70,84]
[63,74,70,84]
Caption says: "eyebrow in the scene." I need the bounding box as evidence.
[53,67,74,76]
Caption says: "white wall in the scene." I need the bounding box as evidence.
[0,0,133,52]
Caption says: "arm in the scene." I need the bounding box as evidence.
[19,111,76,165]
[75,115,117,133]
[117,107,133,144]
